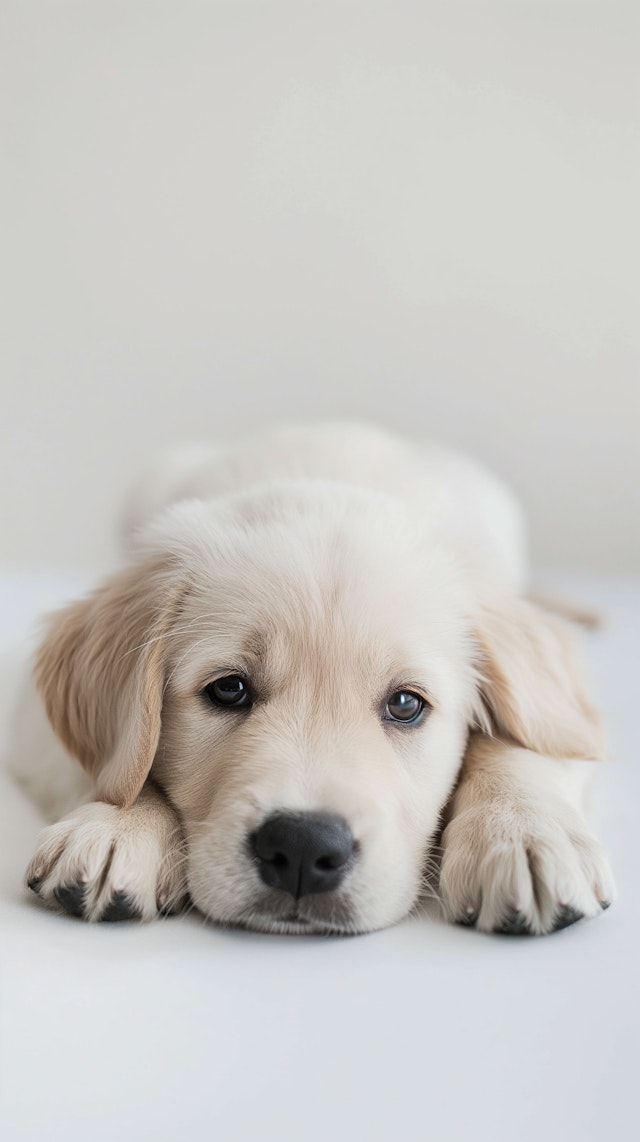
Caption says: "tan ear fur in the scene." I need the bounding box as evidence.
[35,558,183,808]
[475,595,604,760]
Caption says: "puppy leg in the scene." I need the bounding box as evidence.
[439,736,616,935]
[25,782,187,921]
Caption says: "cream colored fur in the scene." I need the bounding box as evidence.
[13,423,615,935]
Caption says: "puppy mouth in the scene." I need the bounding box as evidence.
[234,913,360,937]
[230,889,361,936]
[279,908,309,925]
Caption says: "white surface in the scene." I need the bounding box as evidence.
[0,571,638,1142]
[1,1,638,573]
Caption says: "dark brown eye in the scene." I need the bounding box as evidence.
[204,675,252,710]
[384,690,427,724]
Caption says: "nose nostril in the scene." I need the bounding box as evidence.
[315,855,341,871]
[271,852,288,868]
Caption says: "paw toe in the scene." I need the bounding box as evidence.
[53,883,87,918]
[552,905,584,932]
[455,908,478,928]
[494,909,532,936]
[101,892,141,922]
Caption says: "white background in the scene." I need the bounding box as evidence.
[1,1,638,573]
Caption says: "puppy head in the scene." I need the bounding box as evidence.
[36,482,602,934]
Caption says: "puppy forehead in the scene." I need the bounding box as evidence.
[165,499,472,691]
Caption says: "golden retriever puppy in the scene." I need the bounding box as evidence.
[16,424,615,934]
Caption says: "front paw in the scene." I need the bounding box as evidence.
[439,799,616,936]
[26,800,187,922]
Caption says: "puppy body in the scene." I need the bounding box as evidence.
[13,424,615,935]
[122,422,527,588]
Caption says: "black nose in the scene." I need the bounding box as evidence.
[252,812,356,899]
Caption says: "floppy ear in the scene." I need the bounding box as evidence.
[35,557,183,808]
[474,595,604,760]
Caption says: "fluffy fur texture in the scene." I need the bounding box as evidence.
[13,424,615,935]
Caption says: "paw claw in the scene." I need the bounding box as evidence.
[456,910,478,928]
[552,905,584,931]
[101,892,141,922]
[54,883,87,918]
[494,909,531,936]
